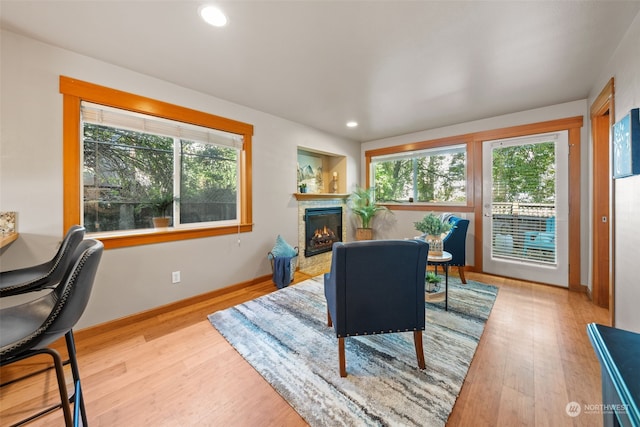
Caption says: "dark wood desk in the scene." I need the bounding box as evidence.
[587,323,640,427]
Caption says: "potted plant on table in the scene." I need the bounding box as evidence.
[414,213,453,255]
[425,271,442,293]
[349,186,390,240]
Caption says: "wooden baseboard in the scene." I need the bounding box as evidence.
[74,273,273,341]
[586,286,594,300]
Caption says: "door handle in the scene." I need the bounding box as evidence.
[602,216,607,223]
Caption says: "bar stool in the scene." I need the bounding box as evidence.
[0,225,85,296]
[0,239,103,426]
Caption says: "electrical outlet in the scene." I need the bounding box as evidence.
[172,271,181,284]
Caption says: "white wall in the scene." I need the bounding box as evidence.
[589,12,640,333]
[0,30,361,328]
[361,100,590,280]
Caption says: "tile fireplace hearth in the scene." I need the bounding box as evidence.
[304,207,342,257]
[295,193,348,276]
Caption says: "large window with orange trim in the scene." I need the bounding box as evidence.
[82,102,242,233]
[371,144,467,204]
[366,138,472,209]
[60,76,253,248]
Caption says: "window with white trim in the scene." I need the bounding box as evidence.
[81,102,243,233]
[371,144,467,204]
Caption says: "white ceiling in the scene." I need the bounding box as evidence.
[2,1,639,142]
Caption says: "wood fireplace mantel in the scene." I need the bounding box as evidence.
[294,193,349,201]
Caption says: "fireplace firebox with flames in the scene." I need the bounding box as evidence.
[304,207,342,257]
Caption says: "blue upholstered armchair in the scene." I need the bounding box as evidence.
[323,239,429,377]
[442,216,470,284]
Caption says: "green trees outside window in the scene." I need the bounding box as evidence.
[491,141,556,204]
[372,144,466,204]
[83,123,239,233]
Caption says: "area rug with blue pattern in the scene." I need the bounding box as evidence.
[208,275,498,426]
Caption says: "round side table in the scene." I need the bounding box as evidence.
[427,251,452,311]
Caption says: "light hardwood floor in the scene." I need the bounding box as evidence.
[0,271,609,426]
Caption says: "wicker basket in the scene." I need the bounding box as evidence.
[267,247,299,284]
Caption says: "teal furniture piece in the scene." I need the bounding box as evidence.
[587,323,640,427]
[324,239,429,377]
[523,216,556,255]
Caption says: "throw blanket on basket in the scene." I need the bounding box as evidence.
[272,256,292,289]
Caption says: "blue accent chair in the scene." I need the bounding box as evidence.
[523,217,555,255]
[442,216,470,284]
[323,239,429,377]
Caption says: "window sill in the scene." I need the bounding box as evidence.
[91,223,253,249]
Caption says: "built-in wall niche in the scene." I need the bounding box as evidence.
[297,148,346,194]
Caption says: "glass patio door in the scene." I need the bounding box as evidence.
[482,131,569,287]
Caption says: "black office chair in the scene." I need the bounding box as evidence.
[0,238,103,427]
[0,225,85,296]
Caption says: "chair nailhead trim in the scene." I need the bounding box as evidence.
[339,327,419,338]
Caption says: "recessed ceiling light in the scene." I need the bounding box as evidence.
[346,121,358,128]
[199,5,227,27]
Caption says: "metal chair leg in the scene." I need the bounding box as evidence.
[65,330,88,427]
[41,348,74,427]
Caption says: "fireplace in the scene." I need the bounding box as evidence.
[304,207,342,257]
